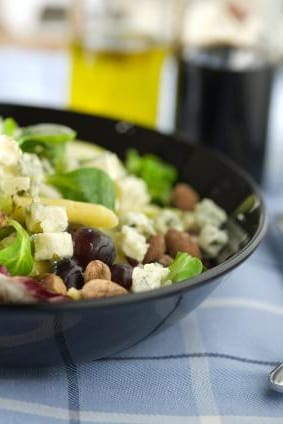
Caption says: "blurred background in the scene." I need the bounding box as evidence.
[0,0,282,185]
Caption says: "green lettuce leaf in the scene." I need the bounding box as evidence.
[2,117,18,136]
[125,149,178,205]
[0,219,33,276]
[18,124,76,172]
[47,167,116,210]
[168,252,203,283]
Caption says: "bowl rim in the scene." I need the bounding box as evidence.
[0,105,268,313]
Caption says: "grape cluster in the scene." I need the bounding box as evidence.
[53,228,118,290]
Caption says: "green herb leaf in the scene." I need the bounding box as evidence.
[168,252,203,283]
[47,168,116,210]
[233,195,259,217]
[18,124,76,172]
[0,219,33,276]
[2,117,18,136]
[125,149,178,205]
[125,149,142,175]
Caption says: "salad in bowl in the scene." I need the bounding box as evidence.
[0,117,229,304]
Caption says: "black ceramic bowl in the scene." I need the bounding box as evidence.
[0,104,267,367]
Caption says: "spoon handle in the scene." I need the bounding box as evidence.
[269,363,283,393]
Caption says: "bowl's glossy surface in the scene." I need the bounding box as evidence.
[0,104,267,367]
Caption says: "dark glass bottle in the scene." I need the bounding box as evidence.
[175,46,276,183]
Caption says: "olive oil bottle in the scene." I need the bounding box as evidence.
[68,0,182,128]
[69,43,169,128]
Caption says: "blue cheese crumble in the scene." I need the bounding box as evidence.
[117,176,150,212]
[120,225,149,263]
[26,203,68,233]
[195,199,227,228]
[132,263,170,293]
[154,209,184,234]
[198,224,228,258]
[119,212,155,238]
[33,232,73,261]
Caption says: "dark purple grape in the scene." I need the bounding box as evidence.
[111,264,133,290]
[73,228,115,268]
[52,258,84,289]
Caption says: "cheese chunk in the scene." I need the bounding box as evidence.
[1,176,30,196]
[117,176,150,212]
[195,199,227,228]
[154,209,184,234]
[26,203,68,233]
[198,225,228,258]
[119,212,155,237]
[0,135,21,167]
[120,225,148,263]
[33,232,73,261]
[132,263,170,293]
[86,152,126,181]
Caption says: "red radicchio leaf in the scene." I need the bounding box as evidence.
[0,274,69,304]
[0,266,9,276]
[18,278,69,302]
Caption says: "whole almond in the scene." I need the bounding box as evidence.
[84,260,111,283]
[81,279,127,299]
[143,234,166,263]
[165,229,201,258]
[39,273,67,295]
[172,183,199,211]
[158,254,173,267]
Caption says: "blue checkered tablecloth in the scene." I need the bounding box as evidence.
[0,185,280,424]
[0,47,282,424]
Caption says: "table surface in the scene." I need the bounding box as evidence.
[0,46,282,424]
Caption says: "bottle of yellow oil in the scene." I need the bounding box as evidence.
[69,43,169,128]
[68,0,178,128]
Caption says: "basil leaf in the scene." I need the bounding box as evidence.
[47,168,116,210]
[18,124,76,172]
[0,219,33,276]
[125,149,178,205]
[18,123,76,144]
[168,252,203,283]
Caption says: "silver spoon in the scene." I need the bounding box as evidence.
[269,364,283,393]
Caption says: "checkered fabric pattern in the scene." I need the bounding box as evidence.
[0,182,281,424]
